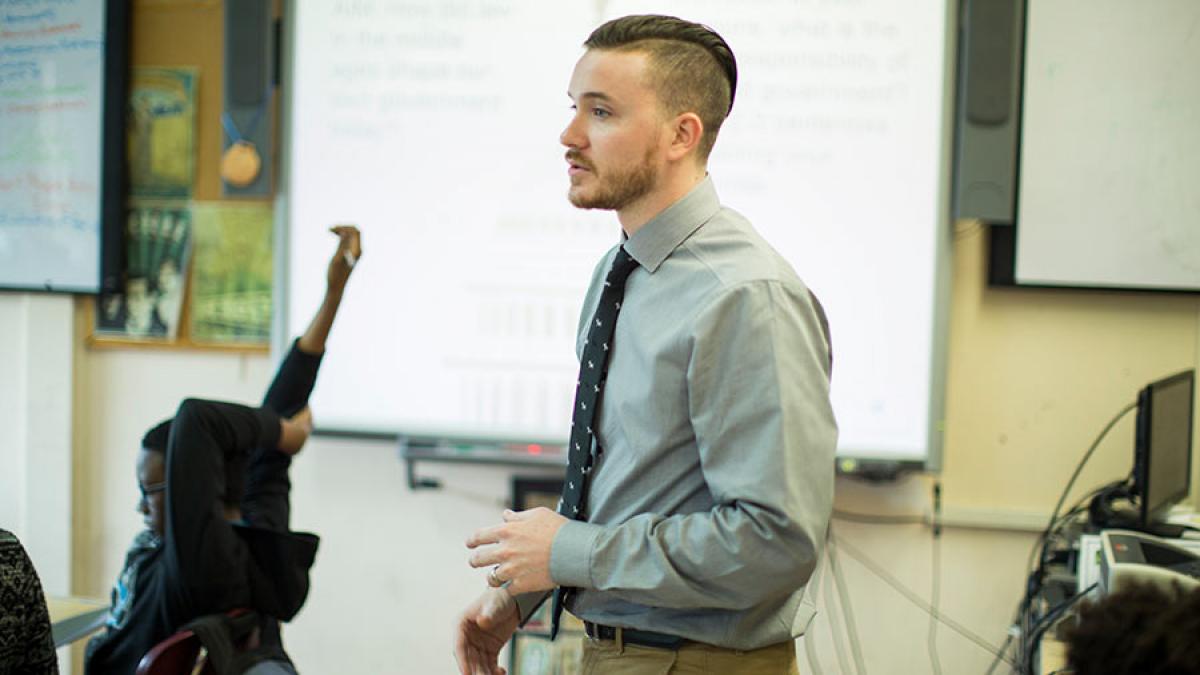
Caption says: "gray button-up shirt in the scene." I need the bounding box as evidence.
[536,177,837,650]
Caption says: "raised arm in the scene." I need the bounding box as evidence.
[161,398,292,614]
[246,227,360,530]
[297,225,361,355]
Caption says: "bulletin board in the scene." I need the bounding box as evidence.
[86,0,277,352]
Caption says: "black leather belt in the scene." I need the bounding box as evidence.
[583,621,689,650]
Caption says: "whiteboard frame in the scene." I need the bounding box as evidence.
[274,0,958,474]
[990,0,1200,295]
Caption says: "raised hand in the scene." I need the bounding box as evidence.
[327,224,362,291]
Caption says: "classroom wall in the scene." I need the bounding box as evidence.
[0,291,73,589]
[0,292,74,671]
[59,222,1200,674]
[940,224,1200,525]
[15,2,1197,671]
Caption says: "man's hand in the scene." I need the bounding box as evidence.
[327,225,362,291]
[467,508,567,595]
[453,588,519,675]
[278,406,313,456]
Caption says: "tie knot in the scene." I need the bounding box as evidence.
[607,246,639,285]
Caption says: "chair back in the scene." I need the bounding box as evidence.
[135,630,209,675]
[135,609,259,675]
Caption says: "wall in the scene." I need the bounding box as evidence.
[0,293,73,586]
[940,224,1200,525]
[0,292,74,671]
[16,2,1196,671]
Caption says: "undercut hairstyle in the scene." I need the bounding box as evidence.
[141,419,173,454]
[584,14,737,160]
[1063,581,1200,675]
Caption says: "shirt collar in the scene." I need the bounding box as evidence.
[623,176,720,273]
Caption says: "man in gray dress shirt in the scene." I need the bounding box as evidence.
[455,15,836,675]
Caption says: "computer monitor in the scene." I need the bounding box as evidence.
[1133,369,1195,529]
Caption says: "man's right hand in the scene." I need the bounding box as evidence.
[454,588,519,675]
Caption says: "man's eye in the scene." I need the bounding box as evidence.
[592,108,610,119]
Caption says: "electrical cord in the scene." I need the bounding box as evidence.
[928,483,944,675]
[999,401,1136,671]
[832,509,926,525]
[822,539,853,675]
[984,635,1014,675]
[1007,485,1108,671]
[1040,402,1136,560]
[1021,583,1098,675]
[803,547,826,675]
[833,534,1018,669]
[1022,480,1119,588]
[828,527,867,675]
[1031,482,1120,587]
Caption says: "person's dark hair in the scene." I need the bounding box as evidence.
[141,418,172,454]
[1063,581,1200,675]
[584,14,737,160]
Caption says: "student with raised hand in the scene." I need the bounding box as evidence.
[456,15,835,675]
[85,227,362,675]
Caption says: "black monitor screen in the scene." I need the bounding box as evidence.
[1135,370,1195,526]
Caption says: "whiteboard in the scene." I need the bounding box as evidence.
[0,1,114,293]
[282,0,955,465]
[1015,0,1200,290]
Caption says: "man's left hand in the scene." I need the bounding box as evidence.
[466,507,567,595]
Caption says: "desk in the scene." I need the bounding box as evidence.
[47,596,109,647]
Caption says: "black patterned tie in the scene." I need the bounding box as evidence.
[550,246,639,639]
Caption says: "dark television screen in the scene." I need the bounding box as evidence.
[1134,370,1195,527]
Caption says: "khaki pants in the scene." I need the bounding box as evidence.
[580,634,800,675]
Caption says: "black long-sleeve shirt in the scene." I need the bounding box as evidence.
[85,343,322,674]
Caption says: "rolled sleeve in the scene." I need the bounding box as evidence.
[550,520,604,588]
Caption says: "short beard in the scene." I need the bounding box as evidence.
[568,147,657,211]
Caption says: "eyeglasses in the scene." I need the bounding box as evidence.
[138,481,166,501]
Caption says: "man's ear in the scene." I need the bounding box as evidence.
[665,112,703,162]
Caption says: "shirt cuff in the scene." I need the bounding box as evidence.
[550,520,603,588]
[291,336,326,362]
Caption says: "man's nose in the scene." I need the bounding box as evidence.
[560,114,585,148]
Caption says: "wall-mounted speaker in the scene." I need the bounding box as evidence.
[952,0,1023,224]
